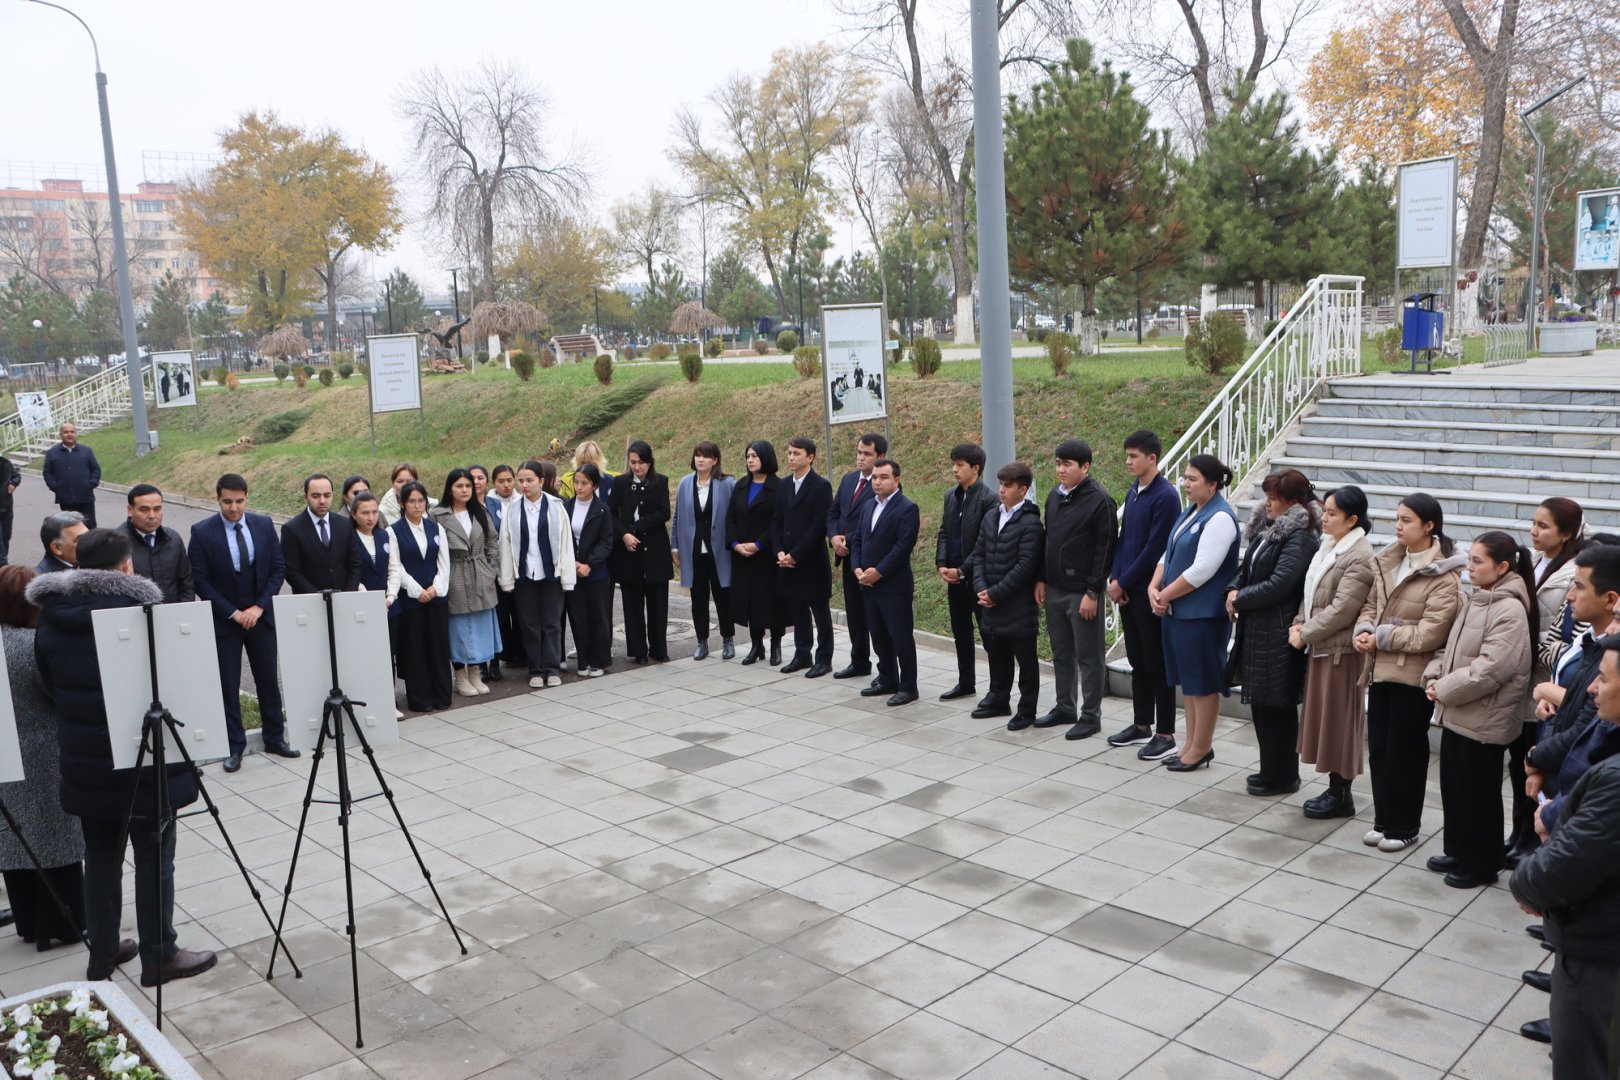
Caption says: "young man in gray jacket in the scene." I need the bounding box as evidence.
[1037,439,1117,740]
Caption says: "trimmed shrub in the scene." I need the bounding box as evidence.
[911,337,942,378]
[594,353,613,384]
[272,362,290,384]
[1375,325,1402,366]
[318,367,334,387]
[619,345,637,361]
[1046,332,1073,377]
[301,363,315,377]
[254,408,312,444]
[538,346,557,369]
[752,337,771,355]
[213,366,229,387]
[226,372,241,391]
[647,342,672,361]
[1145,326,1162,340]
[337,361,355,380]
[680,350,703,383]
[705,336,724,358]
[511,351,537,382]
[1031,327,1049,343]
[576,378,660,437]
[357,361,369,380]
[1185,315,1248,374]
[791,345,821,380]
[293,366,309,388]
[777,329,799,353]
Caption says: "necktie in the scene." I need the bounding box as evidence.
[233,522,249,570]
[318,517,329,546]
[852,476,866,507]
[144,532,155,552]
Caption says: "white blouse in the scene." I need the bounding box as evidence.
[1158,509,1238,588]
[391,518,450,599]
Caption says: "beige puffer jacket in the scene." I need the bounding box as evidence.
[1354,542,1466,687]
[1422,573,1534,746]
[1292,532,1377,663]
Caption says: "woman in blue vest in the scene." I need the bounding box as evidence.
[349,490,404,719]
[389,481,453,713]
[1149,453,1241,771]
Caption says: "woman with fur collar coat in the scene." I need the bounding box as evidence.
[1224,470,1320,797]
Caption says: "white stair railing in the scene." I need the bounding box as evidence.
[0,361,149,461]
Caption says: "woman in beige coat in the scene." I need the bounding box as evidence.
[429,468,502,697]
[1422,530,1536,889]
[1353,493,1465,852]
[1290,486,1377,820]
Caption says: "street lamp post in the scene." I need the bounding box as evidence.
[1522,75,1586,351]
[28,0,151,455]
[970,0,1016,475]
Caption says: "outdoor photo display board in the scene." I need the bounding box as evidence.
[92,602,230,769]
[152,350,197,409]
[1575,187,1620,271]
[14,392,51,434]
[0,642,25,784]
[822,303,888,426]
[1397,156,1458,269]
[273,591,400,753]
[367,333,422,413]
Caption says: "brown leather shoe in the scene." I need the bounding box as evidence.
[85,938,138,980]
[140,947,217,987]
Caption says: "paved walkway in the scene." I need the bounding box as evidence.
[0,625,1555,1079]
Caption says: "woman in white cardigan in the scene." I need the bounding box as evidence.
[497,459,577,689]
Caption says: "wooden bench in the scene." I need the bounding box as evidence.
[550,334,605,362]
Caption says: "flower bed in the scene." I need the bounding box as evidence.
[0,984,200,1080]
[1540,321,1599,356]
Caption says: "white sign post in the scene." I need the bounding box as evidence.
[151,350,197,409]
[366,332,425,453]
[821,303,889,434]
[1575,187,1620,272]
[1397,156,1459,270]
[14,392,51,435]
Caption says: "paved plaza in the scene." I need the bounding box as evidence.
[0,623,1558,1079]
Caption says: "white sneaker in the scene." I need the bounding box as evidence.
[394,707,404,719]
[585,667,605,678]
[529,676,545,689]
[546,675,563,688]
[566,648,577,659]
[1377,835,1416,853]
[1362,829,1385,847]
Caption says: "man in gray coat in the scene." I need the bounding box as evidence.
[123,484,195,604]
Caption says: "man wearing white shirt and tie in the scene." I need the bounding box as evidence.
[281,473,361,595]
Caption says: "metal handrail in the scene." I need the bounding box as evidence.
[0,360,149,460]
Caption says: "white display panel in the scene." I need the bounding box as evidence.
[822,303,888,426]
[1575,187,1620,272]
[1396,156,1458,270]
[15,393,52,433]
[152,350,197,409]
[273,591,399,753]
[92,602,230,769]
[366,333,423,413]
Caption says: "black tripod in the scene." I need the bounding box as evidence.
[115,602,302,1030]
[267,590,465,1047]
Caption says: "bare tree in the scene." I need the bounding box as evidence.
[1439,0,1522,268]
[0,198,158,301]
[396,61,590,304]
[832,99,896,317]
[611,186,684,287]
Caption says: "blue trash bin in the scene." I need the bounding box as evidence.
[1401,294,1444,351]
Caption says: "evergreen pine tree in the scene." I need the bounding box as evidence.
[146,270,193,350]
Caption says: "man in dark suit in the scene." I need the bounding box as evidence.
[281,473,361,594]
[41,423,100,527]
[36,511,86,574]
[0,451,19,559]
[935,443,996,701]
[773,436,835,677]
[124,484,195,603]
[826,432,883,680]
[850,459,920,706]
[189,473,297,771]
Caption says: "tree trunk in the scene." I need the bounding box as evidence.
[947,163,975,345]
[762,246,789,322]
[480,198,498,304]
[1077,283,1099,355]
[324,258,340,351]
[1441,0,1520,269]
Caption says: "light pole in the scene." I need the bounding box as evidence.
[1522,75,1586,351]
[971,0,1015,474]
[27,0,150,455]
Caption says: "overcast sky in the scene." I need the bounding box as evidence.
[3,0,841,296]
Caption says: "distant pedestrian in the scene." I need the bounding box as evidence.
[41,423,99,527]
[0,450,20,557]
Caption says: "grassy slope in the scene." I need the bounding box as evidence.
[89,353,1225,643]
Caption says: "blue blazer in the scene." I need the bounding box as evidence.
[1161,493,1239,620]
[672,473,735,589]
[850,492,919,596]
[189,512,286,625]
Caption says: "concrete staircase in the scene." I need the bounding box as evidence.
[1270,374,1620,544]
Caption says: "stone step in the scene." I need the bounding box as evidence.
[1300,415,1620,450]
[1315,397,1620,428]
[1332,378,1620,406]
[1283,435,1620,474]
[1269,455,1620,502]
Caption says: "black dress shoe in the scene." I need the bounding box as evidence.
[1246,777,1301,797]
[1444,870,1498,889]
[222,754,242,773]
[484,661,504,682]
[86,938,138,981]
[633,655,651,665]
[141,947,218,987]
[692,642,710,661]
[860,684,899,698]
[1520,1018,1551,1044]
[806,662,832,678]
[780,655,812,674]
[972,704,1012,719]
[1164,750,1214,772]
[1006,713,1036,731]
[769,642,783,666]
[264,742,301,759]
[939,685,975,701]
[1426,855,1460,875]
[721,639,736,660]
[833,664,872,680]
[740,644,764,666]
[977,693,996,709]
[886,691,917,707]
[1065,719,1102,741]
[1527,924,1545,941]
[652,655,670,662]
[0,908,12,929]
[1523,969,1552,993]
[1032,710,1075,729]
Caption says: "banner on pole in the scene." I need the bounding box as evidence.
[1575,187,1620,271]
[822,303,888,427]
[1396,156,1458,269]
[152,350,197,409]
[367,333,422,413]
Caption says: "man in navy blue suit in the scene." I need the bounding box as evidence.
[189,473,297,772]
[850,458,920,706]
[827,433,883,680]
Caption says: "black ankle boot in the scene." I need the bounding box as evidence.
[769,637,783,667]
[1303,774,1355,819]
[740,641,764,665]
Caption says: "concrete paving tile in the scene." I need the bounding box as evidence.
[502,919,620,979]
[847,943,986,1008]
[686,1014,839,1080]
[927,970,1070,1042]
[639,917,767,977]
[620,981,759,1053]
[1284,1033,1444,1079]
[1016,1004,1166,1079]
[1450,1023,1559,1079]
[463,980,606,1054]
[801,1053,899,1078]
[1419,917,1530,979]
[1086,964,1224,1037]
[409,949,544,1015]
[898,819,1006,858]
[1113,875,1231,928]
[271,949,400,1019]
[311,980,456,1052]
[553,947,688,1013]
[1282,924,1412,987]
[979,881,1097,933]
[1139,929,1272,994]
[910,860,1023,907]
[1240,870,1357,922]
[961,1047,1079,1078]
[701,945,837,1010]
[1123,1041,1268,1079]
[782,864,902,912]
[847,885,971,938]
[203,1018,355,1080]
[918,910,1045,968]
[846,839,958,884]
[1231,958,1375,1029]
[791,821,899,860]
[532,868,646,916]
[1191,897,1318,957]
[850,1010,1002,1080]
[770,976,915,1049]
[1327,891,1452,950]
[779,914,907,974]
[357,1018,510,1080]
[1337,989,1486,1071]
[1055,905,1184,962]
[584,892,705,943]
[1177,998,1329,1077]
[451,894,568,948]
[601,845,714,890]
[1381,951,1519,1023]
[656,866,773,915]
[169,981,307,1051]
[712,890,838,943]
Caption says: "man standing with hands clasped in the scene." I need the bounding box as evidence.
[850,459,920,706]
[828,433,883,680]
[935,443,996,701]
[774,437,835,677]
[281,473,362,594]
[1038,439,1118,740]
[42,423,100,528]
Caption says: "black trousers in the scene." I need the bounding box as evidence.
[865,589,917,694]
[1366,682,1433,841]
[60,500,96,529]
[568,578,614,670]
[1506,720,1539,847]
[1251,703,1301,785]
[840,561,870,668]
[1439,727,1506,878]
[1120,598,1176,734]
[495,588,525,667]
[215,617,286,753]
[690,551,733,641]
[81,816,175,969]
[789,597,835,665]
[621,579,670,661]
[987,633,1039,716]
[512,578,565,677]
[2,865,83,946]
[1551,951,1619,1080]
[946,581,984,690]
[0,506,13,547]
[396,601,452,711]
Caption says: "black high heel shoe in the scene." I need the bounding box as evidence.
[1164,750,1214,772]
[740,642,765,666]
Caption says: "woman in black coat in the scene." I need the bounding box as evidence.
[726,440,787,666]
[566,464,617,676]
[610,440,673,664]
[1225,469,1321,796]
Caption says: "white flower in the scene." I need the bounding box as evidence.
[28,1064,51,1080]
[64,991,89,1017]
[40,1038,56,1058]
[7,1007,30,1029]
[84,1012,107,1034]
[12,1060,31,1078]
[106,1053,139,1073]
[5,1033,26,1055]
[112,1035,125,1054]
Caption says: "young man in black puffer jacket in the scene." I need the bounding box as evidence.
[966,462,1045,729]
[28,528,217,987]
[1038,439,1118,741]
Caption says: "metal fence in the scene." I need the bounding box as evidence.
[1481,321,1530,367]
